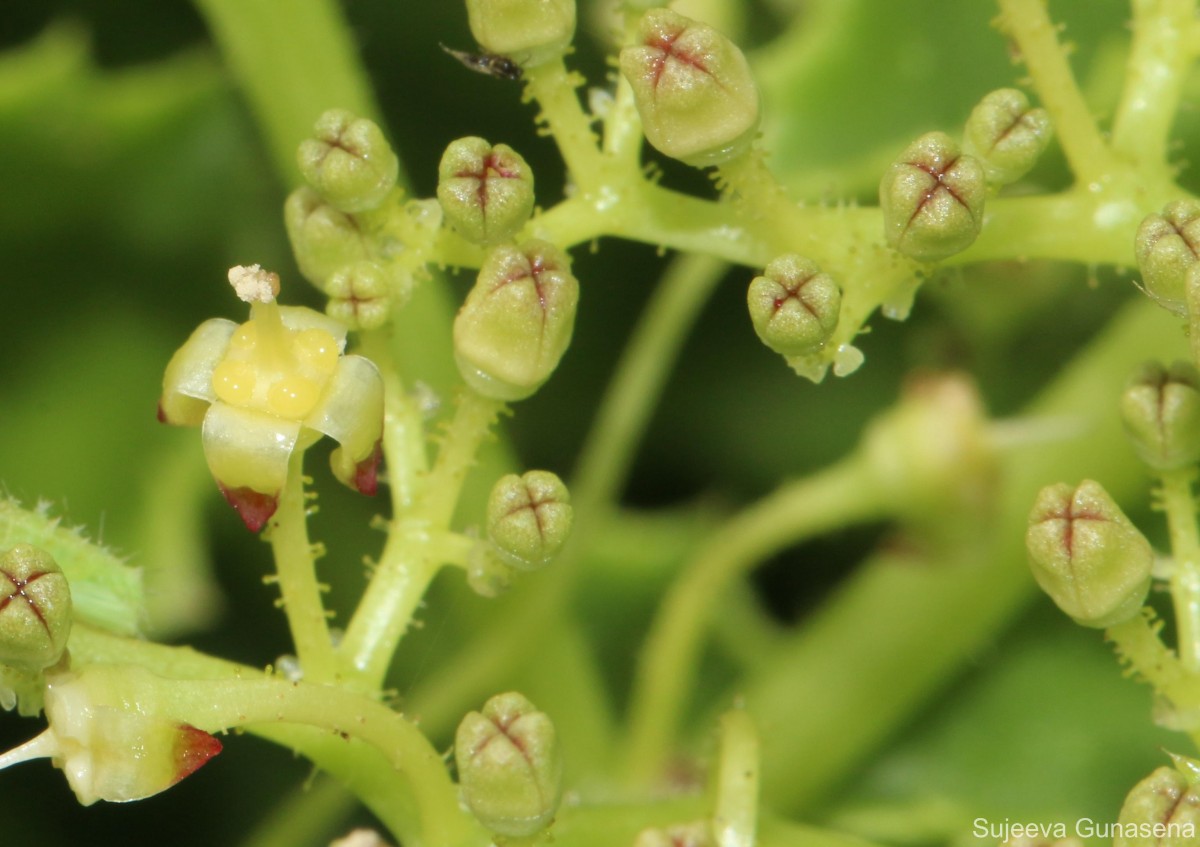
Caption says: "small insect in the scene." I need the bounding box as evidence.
[440,44,522,81]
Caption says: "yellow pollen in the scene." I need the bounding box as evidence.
[293,328,339,375]
[213,361,257,405]
[268,376,320,419]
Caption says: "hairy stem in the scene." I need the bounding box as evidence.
[267,457,336,682]
[522,58,605,191]
[67,624,423,843]
[159,675,480,847]
[1159,468,1200,672]
[994,0,1119,184]
[337,390,504,684]
[1111,0,1198,173]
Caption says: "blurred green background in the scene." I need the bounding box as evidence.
[0,1,1191,844]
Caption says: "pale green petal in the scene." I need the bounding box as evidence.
[304,355,384,485]
[159,318,236,425]
[201,402,300,494]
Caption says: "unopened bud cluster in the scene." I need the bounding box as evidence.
[297,109,400,214]
[880,89,1050,263]
[1120,361,1200,472]
[487,471,572,570]
[962,88,1051,187]
[286,110,414,329]
[862,374,995,540]
[880,132,985,263]
[0,544,71,672]
[619,9,760,167]
[1135,200,1200,315]
[453,240,580,401]
[1114,764,1200,847]
[746,255,840,357]
[466,0,576,68]
[1026,480,1152,628]
[468,470,572,597]
[438,137,534,246]
[455,691,563,837]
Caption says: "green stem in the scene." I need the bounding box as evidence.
[159,675,480,847]
[361,330,430,515]
[336,524,443,682]
[1111,0,1197,173]
[67,625,421,844]
[1106,611,1200,710]
[733,298,1188,811]
[191,0,382,185]
[713,708,759,847]
[419,390,507,527]
[621,453,883,785]
[601,9,647,167]
[402,255,729,748]
[522,57,605,191]
[337,390,504,684]
[994,0,1119,184]
[267,456,336,682]
[962,188,1170,267]
[1160,468,1200,672]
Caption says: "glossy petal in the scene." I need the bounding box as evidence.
[304,355,384,490]
[201,402,300,497]
[159,319,236,426]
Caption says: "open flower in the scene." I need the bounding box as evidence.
[0,664,222,806]
[159,265,384,531]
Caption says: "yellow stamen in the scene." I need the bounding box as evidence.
[213,361,257,405]
[293,328,340,375]
[268,376,320,419]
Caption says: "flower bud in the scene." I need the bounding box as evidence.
[1135,201,1200,315]
[746,255,840,356]
[0,664,221,805]
[284,187,370,289]
[487,471,572,571]
[880,132,986,262]
[325,260,408,330]
[1026,480,1153,628]
[962,89,1052,186]
[455,691,562,837]
[0,544,71,671]
[297,110,399,214]
[453,240,579,401]
[437,137,535,246]
[863,373,995,541]
[1120,361,1200,472]
[465,0,576,67]
[619,9,760,167]
[1114,765,1200,847]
